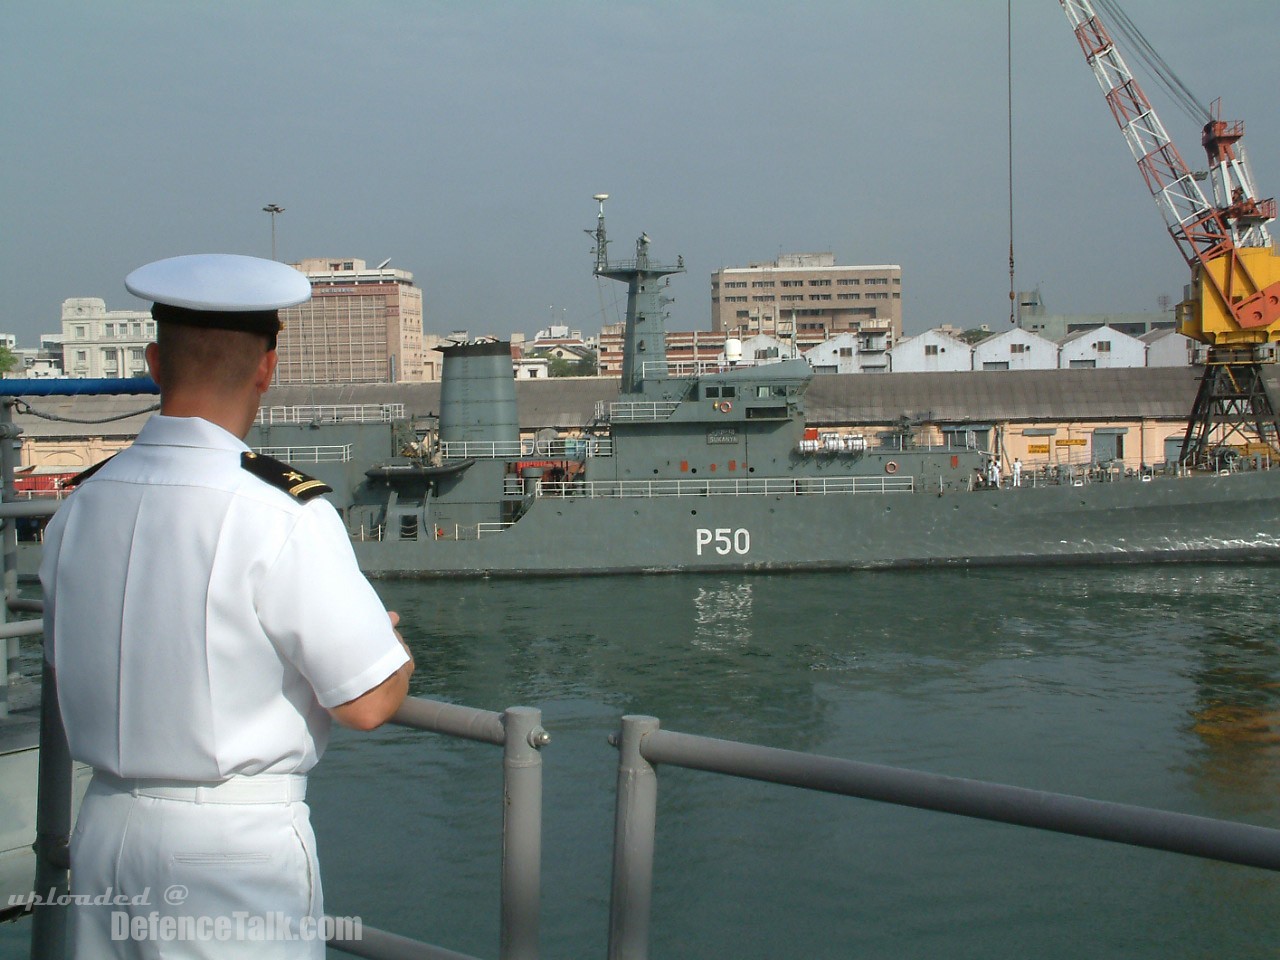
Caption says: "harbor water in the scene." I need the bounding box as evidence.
[6,565,1280,958]
[318,566,1280,959]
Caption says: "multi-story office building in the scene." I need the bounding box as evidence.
[59,298,155,379]
[711,253,903,343]
[277,258,425,384]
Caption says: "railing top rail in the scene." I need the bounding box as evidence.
[607,401,679,421]
[441,437,612,459]
[391,695,506,746]
[535,475,915,498]
[0,500,60,518]
[256,403,404,425]
[628,719,1280,872]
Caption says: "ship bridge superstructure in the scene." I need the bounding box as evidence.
[588,195,685,395]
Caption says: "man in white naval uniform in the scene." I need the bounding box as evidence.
[40,254,414,958]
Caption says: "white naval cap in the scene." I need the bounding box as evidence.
[126,254,311,312]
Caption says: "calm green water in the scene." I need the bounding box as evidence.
[5,566,1280,958]
[314,567,1280,959]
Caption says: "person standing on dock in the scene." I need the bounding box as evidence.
[40,254,414,958]
[1012,457,1022,487]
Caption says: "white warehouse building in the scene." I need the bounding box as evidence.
[972,328,1059,371]
[888,329,972,372]
[804,331,891,374]
[1058,325,1146,369]
[1141,328,1199,367]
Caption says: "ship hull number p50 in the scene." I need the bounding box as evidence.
[695,527,751,556]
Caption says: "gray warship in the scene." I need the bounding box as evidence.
[249,205,1280,578]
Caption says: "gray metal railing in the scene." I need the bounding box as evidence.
[605,714,1280,960]
[21,654,549,960]
[515,475,916,499]
[256,403,404,425]
[0,489,57,721]
[328,698,549,960]
[439,437,612,460]
[253,443,353,464]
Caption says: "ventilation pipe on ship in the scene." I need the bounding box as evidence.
[437,340,520,450]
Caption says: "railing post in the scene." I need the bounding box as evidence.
[500,706,547,960]
[0,398,19,718]
[31,659,73,960]
[607,715,660,960]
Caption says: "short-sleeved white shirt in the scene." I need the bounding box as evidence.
[39,415,408,780]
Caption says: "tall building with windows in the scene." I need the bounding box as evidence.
[60,298,155,379]
[710,253,902,344]
[277,258,425,383]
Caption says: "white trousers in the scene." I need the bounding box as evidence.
[70,773,324,959]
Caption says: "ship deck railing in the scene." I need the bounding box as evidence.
[350,521,516,542]
[512,475,915,499]
[604,714,1280,959]
[639,360,723,378]
[255,403,405,425]
[440,438,613,460]
[637,357,800,379]
[601,400,680,422]
[253,443,353,464]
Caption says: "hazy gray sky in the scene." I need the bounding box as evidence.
[4,1,1277,345]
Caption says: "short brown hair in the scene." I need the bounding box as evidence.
[154,323,271,393]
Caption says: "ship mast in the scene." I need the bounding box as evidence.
[589,194,685,394]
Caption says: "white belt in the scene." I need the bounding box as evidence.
[93,771,307,804]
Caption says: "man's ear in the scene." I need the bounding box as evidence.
[254,348,278,394]
[144,342,162,387]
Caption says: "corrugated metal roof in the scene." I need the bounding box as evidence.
[6,366,1271,438]
[805,367,1205,424]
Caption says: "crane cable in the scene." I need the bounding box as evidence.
[1008,0,1209,328]
[1007,0,1016,326]
[1094,0,1208,124]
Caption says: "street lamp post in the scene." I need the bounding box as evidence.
[262,204,285,260]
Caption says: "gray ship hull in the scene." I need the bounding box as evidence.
[351,469,1280,577]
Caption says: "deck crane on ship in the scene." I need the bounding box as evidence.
[1058,0,1280,467]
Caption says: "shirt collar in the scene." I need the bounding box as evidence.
[134,415,251,453]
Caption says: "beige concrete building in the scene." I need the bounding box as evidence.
[59,298,155,379]
[278,258,425,383]
[711,253,902,343]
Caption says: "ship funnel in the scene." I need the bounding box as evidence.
[437,340,519,448]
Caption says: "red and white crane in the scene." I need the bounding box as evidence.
[1058,0,1280,463]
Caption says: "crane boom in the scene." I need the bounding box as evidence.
[1058,0,1280,466]
[1059,0,1226,268]
[1058,0,1280,343]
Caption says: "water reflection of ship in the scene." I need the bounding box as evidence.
[693,581,755,650]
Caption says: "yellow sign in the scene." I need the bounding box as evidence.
[1056,438,1088,446]
[1027,444,1049,454]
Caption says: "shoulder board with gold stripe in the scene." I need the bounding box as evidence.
[68,453,119,488]
[241,451,332,502]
